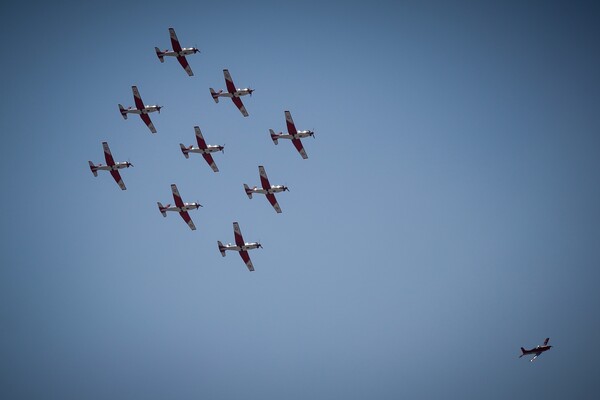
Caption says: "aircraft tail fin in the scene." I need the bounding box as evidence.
[519,347,526,357]
[118,104,128,120]
[209,88,221,103]
[88,161,98,177]
[243,184,253,199]
[218,241,226,257]
[157,202,167,217]
[269,129,279,145]
[180,143,190,159]
[155,47,165,63]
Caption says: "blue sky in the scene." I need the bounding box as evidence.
[1,1,600,399]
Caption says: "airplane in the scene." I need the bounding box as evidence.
[157,184,202,231]
[155,27,199,76]
[89,142,133,190]
[269,110,314,159]
[210,69,254,117]
[218,222,262,271]
[180,126,224,172]
[118,86,162,134]
[243,165,289,213]
[520,338,553,362]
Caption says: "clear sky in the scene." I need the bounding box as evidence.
[1,1,600,399]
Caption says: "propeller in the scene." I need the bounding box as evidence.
[196,201,203,209]
[157,105,163,113]
[248,88,254,96]
[220,145,225,154]
[311,129,315,139]
[127,158,134,168]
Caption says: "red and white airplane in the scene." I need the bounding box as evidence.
[243,165,289,213]
[180,126,224,172]
[119,86,162,134]
[218,222,262,271]
[157,184,202,231]
[89,142,133,190]
[520,338,553,362]
[155,27,199,77]
[210,69,254,117]
[269,111,314,159]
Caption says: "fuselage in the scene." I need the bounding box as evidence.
[217,88,253,98]
[161,203,201,213]
[250,185,287,195]
[188,145,223,154]
[162,48,198,57]
[94,162,131,171]
[522,345,552,355]
[275,130,313,140]
[222,242,261,252]
[124,105,161,115]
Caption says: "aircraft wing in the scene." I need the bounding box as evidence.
[171,184,185,208]
[178,211,196,230]
[543,338,550,346]
[132,86,145,110]
[109,170,126,190]
[231,97,249,117]
[176,56,193,76]
[292,138,308,159]
[285,111,297,134]
[266,193,282,213]
[102,142,116,166]
[223,69,237,93]
[169,28,183,52]
[194,126,208,149]
[258,166,271,189]
[530,352,542,362]
[233,222,245,247]
[202,153,219,172]
[238,250,255,271]
[140,113,157,133]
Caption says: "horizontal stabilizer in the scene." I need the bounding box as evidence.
[179,143,190,158]
[88,161,98,177]
[269,129,279,144]
[157,202,167,217]
[118,104,128,120]
[209,88,220,103]
[218,241,226,257]
[243,184,253,199]
[155,47,164,63]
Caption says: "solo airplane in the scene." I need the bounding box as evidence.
[210,69,254,117]
[520,338,552,362]
[243,165,289,213]
[269,110,314,159]
[157,184,202,231]
[119,86,162,133]
[155,27,199,76]
[89,142,133,190]
[218,222,262,271]
[180,126,224,172]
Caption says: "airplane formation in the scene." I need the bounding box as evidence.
[89,27,313,273]
[89,28,551,358]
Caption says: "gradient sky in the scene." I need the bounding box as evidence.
[1,1,600,399]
